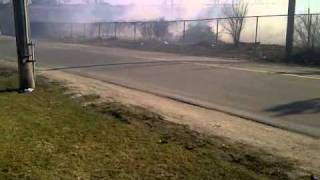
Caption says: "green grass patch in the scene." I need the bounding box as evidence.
[0,66,301,179]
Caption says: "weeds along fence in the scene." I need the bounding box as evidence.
[30,13,320,48]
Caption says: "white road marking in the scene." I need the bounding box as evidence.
[195,63,320,80]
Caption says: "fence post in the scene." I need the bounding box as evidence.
[216,19,219,45]
[98,23,101,39]
[114,22,117,39]
[84,23,86,39]
[70,23,73,39]
[183,20,186,43]
[133,22,137,41]
[255,16,259,44]
[51,22,55,38]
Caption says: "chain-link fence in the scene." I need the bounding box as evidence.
[2,10,319,52]
[27,13,318,49]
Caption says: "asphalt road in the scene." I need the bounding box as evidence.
[1,38,320,137]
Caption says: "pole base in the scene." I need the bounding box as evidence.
[21,88,34,93]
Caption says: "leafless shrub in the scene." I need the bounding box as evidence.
[222,0,248,47]
[183,23,215,45]
[153,18,169,40]
[139,18,170,41]
[295,15,320,50]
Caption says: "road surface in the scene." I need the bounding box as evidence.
[1,37,320,137]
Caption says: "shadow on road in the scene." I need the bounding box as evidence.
[266,98,320,117]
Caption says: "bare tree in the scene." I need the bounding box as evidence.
[222,0,248,46]
[295,14,320,50]
[311,16,320,48]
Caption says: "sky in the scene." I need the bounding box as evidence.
[1,0,319,14]
[105,0,320,14]
[61,0,320,15]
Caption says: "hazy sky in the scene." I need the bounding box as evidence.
[105,0,320,14]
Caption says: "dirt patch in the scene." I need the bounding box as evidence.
[40,69,320,176]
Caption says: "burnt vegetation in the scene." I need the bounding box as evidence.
[183,23,216,46]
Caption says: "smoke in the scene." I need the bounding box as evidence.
[174,0,209,19]
[3,0,318,45]
[117,0,211,21]
[25,0,312,23]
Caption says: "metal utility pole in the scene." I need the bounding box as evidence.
[285,0,296,59]
[12,0,35,91]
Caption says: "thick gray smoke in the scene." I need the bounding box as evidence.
[28,2,221,23]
